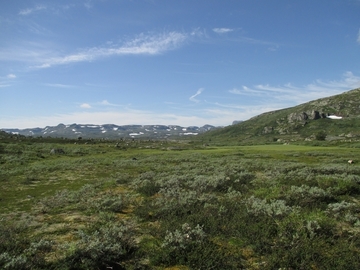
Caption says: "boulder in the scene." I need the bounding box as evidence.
[287,112,308,123]
[50,148,65,155]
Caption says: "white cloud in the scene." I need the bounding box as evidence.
[229,72,360,105]
[213,28,234,34]
[80,103,92,109]
[0,74,16,88]
[100,100,111,106]
[35,31,188,68]
[3,73,360,129]
[19,5,46,15]
[44,83,75,88]
[189,88,204,103]
[99,100,120,106]
[84,1,93,9]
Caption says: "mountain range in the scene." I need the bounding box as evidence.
[2,123,219,139]
[3,88,360,143]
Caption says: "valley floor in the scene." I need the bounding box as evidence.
[1,138,360,269]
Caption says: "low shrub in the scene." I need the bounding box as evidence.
[285,185,334,208]
[0,239,53,270]
[244,196,299,218]
[152,223,242,269]
[58,221,137,269]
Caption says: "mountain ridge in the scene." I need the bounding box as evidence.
[3,88,360,143]
[2,123,219,139]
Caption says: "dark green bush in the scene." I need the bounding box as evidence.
[136,180,161,196]
[152,223,243,269]
[0,218,53,270]
[57,221,137,269]
[315,131,327,141]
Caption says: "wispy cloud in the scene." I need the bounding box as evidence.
[213,28,234,34]
[99,100,120,106]
[80,103,92,109]
[189,88,204,103]
[0,74,16,88]
[4,71,360,129]
[35,31,188,68]
[44,83,75,88]
[229,72,360,105]
[19,5,46,16]
[84,1,93,9]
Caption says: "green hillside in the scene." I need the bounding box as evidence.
[200,88,360,145]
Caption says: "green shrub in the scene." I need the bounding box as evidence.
[285,185,334,207]
[244,196,299,218]
[136,180,161,196]
[315,131,327,141]
[58,221,137,269]
[152,223,242,269]
[0,239,53,270]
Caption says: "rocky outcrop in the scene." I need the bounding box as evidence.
[287,110,328,124]
[287,112,308,123]
[263,126,273,134]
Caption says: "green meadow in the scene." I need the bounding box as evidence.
[1,137,360,269]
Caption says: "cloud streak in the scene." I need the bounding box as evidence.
[229,72,360,105]
[35,31,188,68]
[189,88,204,103]
[80,103,92,109]
[213,28,234,34]
[19,5,46,16]
[99,100,121,106]
[0,74,16,88]
[44,83,75,88]
[2,72,360,129]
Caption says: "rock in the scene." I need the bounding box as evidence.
[310,110,321,120]
[288,112,308,123]
[263,126,273,134]
[50,148,65,154]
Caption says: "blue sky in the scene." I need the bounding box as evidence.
[1,0,360,128]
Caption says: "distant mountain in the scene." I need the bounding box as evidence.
[2,123,219,139]
[200,88,360,144]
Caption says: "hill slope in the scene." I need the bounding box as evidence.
[200,88,360,144]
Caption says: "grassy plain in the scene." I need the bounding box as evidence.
[1,137,360,269]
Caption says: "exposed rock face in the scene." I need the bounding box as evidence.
[308,110,328,120]
[310,111,321,120]
[287,110,328,123]
[263,126,273,134]
[287,112,308,123]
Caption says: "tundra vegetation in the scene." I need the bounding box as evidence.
[1,133,360,269]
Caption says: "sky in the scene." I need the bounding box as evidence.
[1,0,360,129]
